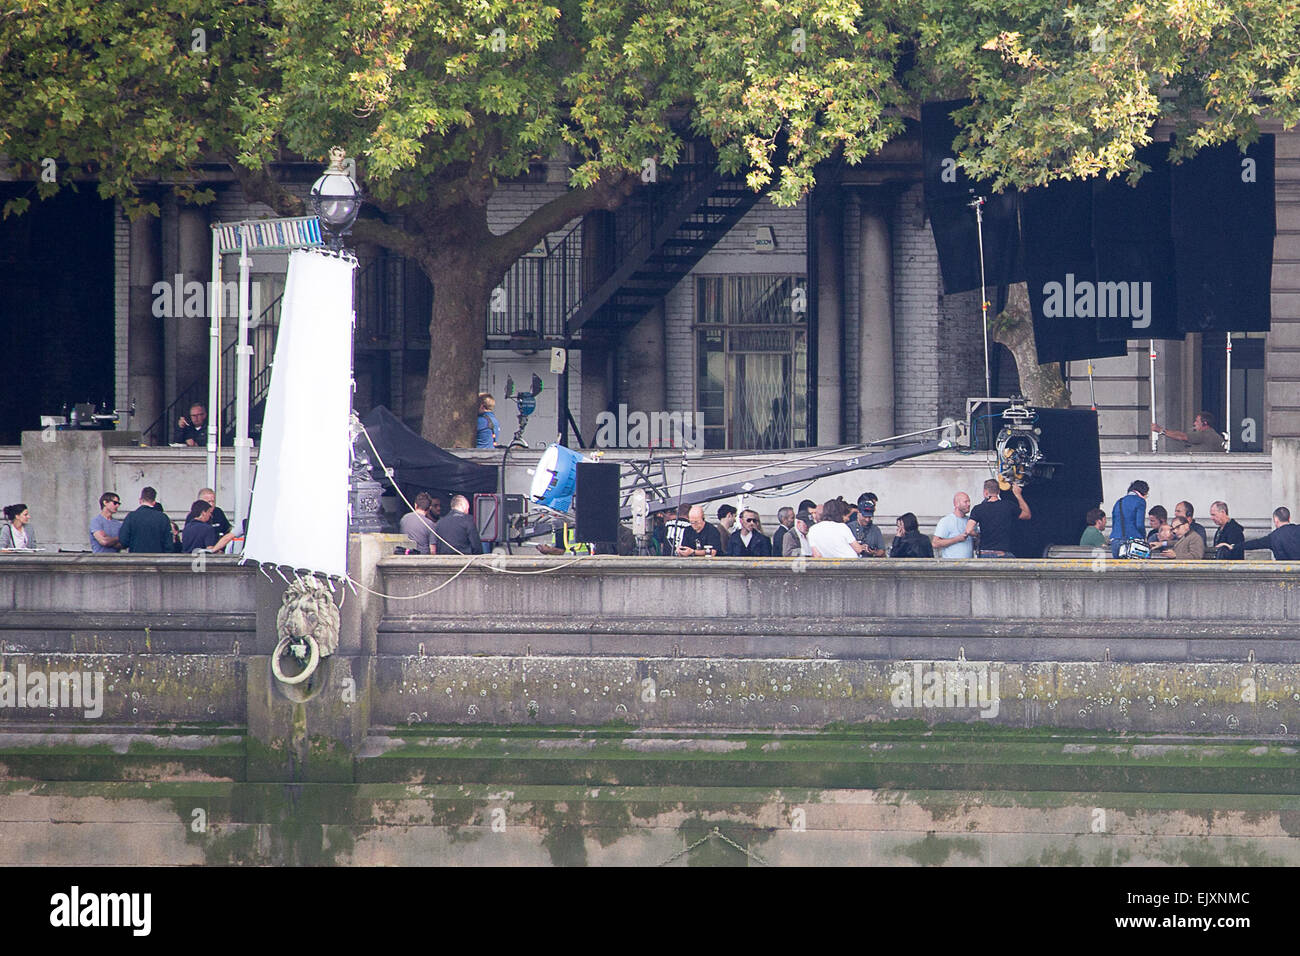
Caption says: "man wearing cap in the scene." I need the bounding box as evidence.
[851,494,886,557]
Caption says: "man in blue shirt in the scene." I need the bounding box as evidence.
[932,491,974,558]
[1109,480,1149,558]
[476,393,500,448]
[89,492,123,553]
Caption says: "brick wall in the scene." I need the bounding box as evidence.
[891,185,942,435]
[114,204,131,417]
[663,196,809,421]
[1267,130,1300,442]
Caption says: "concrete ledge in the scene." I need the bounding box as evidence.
[374,556,1300,662]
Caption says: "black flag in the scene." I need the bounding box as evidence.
[921,101,1023,295]
[1171,136,1274,333]
[1022,179,1128,364]
[1092,141,1182,341]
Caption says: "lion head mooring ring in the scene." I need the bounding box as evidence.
[271,634,321,686]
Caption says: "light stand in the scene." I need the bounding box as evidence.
[1225,331,1233,453]
[970,195,992,403]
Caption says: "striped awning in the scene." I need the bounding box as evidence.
[213,216,324,253]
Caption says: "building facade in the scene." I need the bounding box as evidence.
[2,128,1297,456]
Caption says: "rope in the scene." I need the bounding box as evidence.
[340,417,588,597]
[657,826,768,867]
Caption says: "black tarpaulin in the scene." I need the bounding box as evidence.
[922,101,1024,295]
[1092,141,1183,342]
[361,405,498,500]
[1022,179,1128,364]
[1171,136,1275,333]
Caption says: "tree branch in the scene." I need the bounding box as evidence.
[226,160,307,219]
[485,168,639,270]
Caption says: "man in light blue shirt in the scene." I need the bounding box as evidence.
[89,492,124,553]
[931,491,974,558]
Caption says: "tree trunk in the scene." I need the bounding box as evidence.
[991,283,1070,409]
[419,254,494,448]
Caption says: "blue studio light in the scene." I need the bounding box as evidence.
[529,443,587,514]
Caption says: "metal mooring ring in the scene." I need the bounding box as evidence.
[271,634,321,686]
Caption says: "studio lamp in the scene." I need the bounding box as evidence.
[310,147,362,250]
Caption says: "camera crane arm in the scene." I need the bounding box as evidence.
[509,438,951,542]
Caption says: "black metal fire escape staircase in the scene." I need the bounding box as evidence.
[568,167,764,335]
[487,156,765,344]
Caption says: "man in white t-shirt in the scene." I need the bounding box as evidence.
[806,499,866,558]
[932,491,974,559]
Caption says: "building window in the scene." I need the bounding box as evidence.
[695,275,809,450]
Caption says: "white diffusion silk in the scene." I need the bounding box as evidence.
[243,249,355,577]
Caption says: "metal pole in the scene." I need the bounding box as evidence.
[558,330,570,448]
[207,234,222,491]
[1225,332,1233,453]
[972,197,991,403]
[233,227,253,546]
[1149,340,1158,452]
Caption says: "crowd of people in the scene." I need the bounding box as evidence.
[647,482,1027,559]
[1104,480,1300,560]
[0,487,241,554]
[623,477,1300,562]
[5,470,1298,564]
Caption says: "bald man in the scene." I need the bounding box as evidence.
[932,491,974,559]
[675,505,722,557]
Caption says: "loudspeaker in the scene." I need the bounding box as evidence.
[575,462,620,545]
[1007,408,1103,557]
[474,493,501,542]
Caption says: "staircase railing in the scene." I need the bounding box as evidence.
[484,147,732,340]
[142,256,411,446]
[140,288,283,446]
[485,219,585,340]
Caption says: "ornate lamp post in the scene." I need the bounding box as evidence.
[310,147,363,249]
[310,149,383,533]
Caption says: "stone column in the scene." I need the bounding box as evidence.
[21,429,141,551]
[857,198,895,442]
[245,533,384,783]
[1274,439,1300,515]
[175,204,212,402]
[128,213,164,441]
[815,200,843,446]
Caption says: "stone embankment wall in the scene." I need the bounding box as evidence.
[2,548,1299,864]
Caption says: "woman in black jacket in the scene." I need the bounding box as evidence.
[889,512,934,558]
